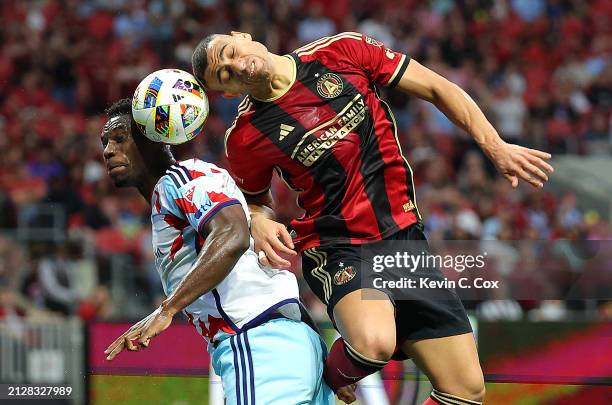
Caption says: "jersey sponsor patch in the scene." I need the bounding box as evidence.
[316,73,344,99]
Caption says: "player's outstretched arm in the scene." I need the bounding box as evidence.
[104,204,250,360]
[245,190,296,269]
[396,60,554,188]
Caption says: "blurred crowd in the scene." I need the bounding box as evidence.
[0,0,610,323]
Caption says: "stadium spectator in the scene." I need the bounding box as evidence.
[0,0,609,318]
[38,243,80,315]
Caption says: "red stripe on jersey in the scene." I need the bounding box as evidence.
[163,213,189,260]
[185,311,196,327]
[339,73,418,230]
[297,47,418,237]
[208,191,232,203]
[189,169,206,179]
[343,152,382,245]
[207,314,235,339]
[197,318,209,337]
[169,232,184,260]
[227,119,324,248]
[154,190,162,214]
[174,197,198,214]
[163,213,189,230]
[272,80,382,249]
[226,35,419,251]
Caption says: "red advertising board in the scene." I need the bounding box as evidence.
[89,322,211,376]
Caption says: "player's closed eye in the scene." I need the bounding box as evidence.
[218,50,234,83]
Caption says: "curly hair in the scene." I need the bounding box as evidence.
[104,97,132,119]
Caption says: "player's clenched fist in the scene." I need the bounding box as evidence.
[250,214,296,269]
[104,306,174,361]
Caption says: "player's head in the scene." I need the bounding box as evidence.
[101,98,174,188]
[192,31,273,96]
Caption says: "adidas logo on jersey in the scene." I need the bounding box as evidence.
[279,124,294,141]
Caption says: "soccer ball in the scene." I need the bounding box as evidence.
[132,69,209,145]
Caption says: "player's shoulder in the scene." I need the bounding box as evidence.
[293,32,364,59]
[224,96,257,156]
[157,159,229,192]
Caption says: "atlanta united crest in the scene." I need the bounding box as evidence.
[334,266,356,285]
[316,73,344,99]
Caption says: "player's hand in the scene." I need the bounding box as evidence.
[336,384,357,404]
[250,214,296,268]
[487,142,554,188]
[104,306,174,361]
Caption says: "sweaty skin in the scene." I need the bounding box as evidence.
[101,113,249,359]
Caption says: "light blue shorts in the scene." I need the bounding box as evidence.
[211,318,334,405]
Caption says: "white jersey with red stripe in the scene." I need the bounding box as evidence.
[150,158,300,343]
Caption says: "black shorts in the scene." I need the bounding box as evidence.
[301,222,472,349]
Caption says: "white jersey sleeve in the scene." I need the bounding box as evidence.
[157,162,244,235]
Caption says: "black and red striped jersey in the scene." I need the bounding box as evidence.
[225,32,420,252]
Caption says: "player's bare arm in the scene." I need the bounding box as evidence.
[104,204,250,360]
[245,190,296,269]
[398,59,554,188]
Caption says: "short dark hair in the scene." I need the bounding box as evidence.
[104,97,143,140]
[192,34,217,87]
[105,97,132,119]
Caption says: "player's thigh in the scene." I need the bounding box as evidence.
[302,247,397,357]
[247,318,334,405]
[401,332,484,398]
[333,288,397,358]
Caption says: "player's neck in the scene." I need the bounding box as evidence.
[137,176,159,203]
[250,54,295,101]
[137,159,173,202]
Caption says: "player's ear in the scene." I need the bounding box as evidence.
[230,31,251,41]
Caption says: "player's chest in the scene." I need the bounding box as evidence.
[253,68,372,168]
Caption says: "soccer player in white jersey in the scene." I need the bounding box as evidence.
[101,98,336,405]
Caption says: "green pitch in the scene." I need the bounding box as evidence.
[91,375,209,405]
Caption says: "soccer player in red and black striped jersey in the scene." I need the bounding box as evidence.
[192,31,553,405]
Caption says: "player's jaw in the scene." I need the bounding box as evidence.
[106,160,135,187]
